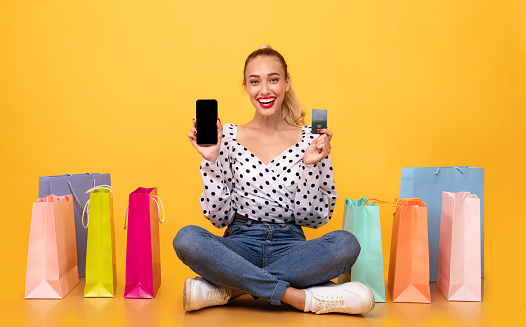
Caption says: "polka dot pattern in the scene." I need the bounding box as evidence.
[199,124,338,229]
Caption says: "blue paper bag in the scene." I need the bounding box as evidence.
[39,173,111,277]
[400,167,484,282]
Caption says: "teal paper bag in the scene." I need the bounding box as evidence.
[337,198,386,302]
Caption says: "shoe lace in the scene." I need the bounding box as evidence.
[207,288,231,303]
[314,296,344,313]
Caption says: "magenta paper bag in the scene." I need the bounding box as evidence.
[25,195,79,299]
[124,187,164,298]
[437,192,481,301]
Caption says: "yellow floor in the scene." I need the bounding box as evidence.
[5,277,524,327]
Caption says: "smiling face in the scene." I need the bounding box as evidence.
[243,55,290,118]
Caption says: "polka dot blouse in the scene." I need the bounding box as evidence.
[199,124,337,229]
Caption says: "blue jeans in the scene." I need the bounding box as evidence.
[173,218,361,305]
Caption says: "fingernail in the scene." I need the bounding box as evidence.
[218,118,221,122]
[193,131,196,134]
[317,129,322,132]
[193,119,195,121]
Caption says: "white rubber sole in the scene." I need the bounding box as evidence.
[348,282,375,314]
[183,278,195,311]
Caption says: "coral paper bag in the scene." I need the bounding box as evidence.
[387,198,431,303]
[25,195,79,299]
[124,187,164,299]
[337,198,386,302]
[83,186,117,297]
[437,192,481,301]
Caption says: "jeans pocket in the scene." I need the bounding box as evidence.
[223,223,245,238]
[282,224,306,240]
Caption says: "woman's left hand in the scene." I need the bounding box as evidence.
[303,129,333,165]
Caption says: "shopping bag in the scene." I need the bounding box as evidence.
[337,198,386,302]
[437,192,481,301]
[83,185,117,297]
[39,173,111,277]
[400,166,484,282]
[124,187,165,299]
[386,198,431,303]
[25,195,79,299]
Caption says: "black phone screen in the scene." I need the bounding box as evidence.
[196,99,218,145]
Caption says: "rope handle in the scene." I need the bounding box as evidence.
[124,204,129,229]
[82,199,90,229]
[151,195,165,224]
[82,185,113,229]
[443,191,478,201]
[434,167,464,175]
[67,179,96,216]
[124,195,165,229]
[366,198,425,215]
[39,195,70,203]
[85,185,113,196]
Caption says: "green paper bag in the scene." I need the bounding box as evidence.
[337,198,386,302]
[83,186,117,297]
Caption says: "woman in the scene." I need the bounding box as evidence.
[173,45,375,315]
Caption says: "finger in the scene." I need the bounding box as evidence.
[190,125,196,134]
[188,132,197,144]
[217,118,224,140]
[324,129,333,142]
[192,118,196,128]
[317,134,327,143]
[319,129,332,142]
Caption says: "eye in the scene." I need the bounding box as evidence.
[249,80,259,85]
[270,78,279,83]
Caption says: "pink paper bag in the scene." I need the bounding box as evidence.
[437,191,481,301]
[25,195,79,299]
[124,187,164,298]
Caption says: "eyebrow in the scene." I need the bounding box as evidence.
[248,73,281,78]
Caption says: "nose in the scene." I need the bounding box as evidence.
[260,82,270,95]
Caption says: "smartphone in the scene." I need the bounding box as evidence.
[311,109,327,134]
[196,99,218,145]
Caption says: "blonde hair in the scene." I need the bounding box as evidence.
[243,45,306,127]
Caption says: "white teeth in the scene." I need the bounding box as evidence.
[258,98,275,104]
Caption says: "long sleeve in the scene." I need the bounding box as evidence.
[198,131,236,228]
[293,155,338,229]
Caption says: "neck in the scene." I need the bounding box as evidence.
[247,111,292,133]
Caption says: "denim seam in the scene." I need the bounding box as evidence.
[263,235,328,267]
[206,232,281,282]
[193,232,287,303]
[270,280,290,305]
[282,224,307,240]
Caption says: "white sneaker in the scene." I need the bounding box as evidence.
[305,282,375,314]
[183,277,232,312]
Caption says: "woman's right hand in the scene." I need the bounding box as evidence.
[188,118,223,162]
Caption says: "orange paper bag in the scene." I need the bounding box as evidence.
[25,195,79,299]
[437,191,481,301]
[387,198,431,303]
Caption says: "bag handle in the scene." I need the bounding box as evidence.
[367,198,425,215]
[124,195,165,230]
[67,179,96,216]
[434,167,464,175]
[359,199,377,207]
[82,185,113,229]
[151,195,165,224]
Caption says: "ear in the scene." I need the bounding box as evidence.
[243,80,248,93]
[285,75,291,92]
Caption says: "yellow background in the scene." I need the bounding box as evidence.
[1,0,525,326]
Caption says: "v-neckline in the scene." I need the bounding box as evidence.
[232,124,305,167]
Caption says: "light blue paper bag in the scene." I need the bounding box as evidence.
[39,173,111,277]
[400,166,484,282]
